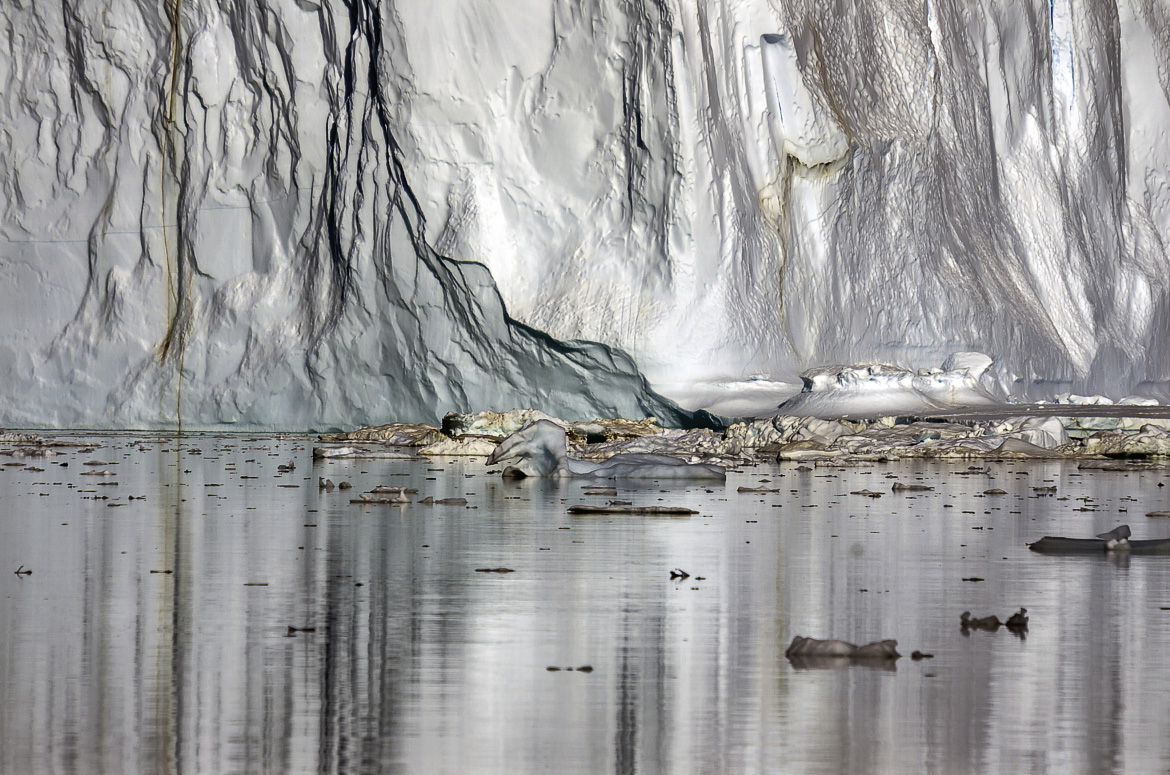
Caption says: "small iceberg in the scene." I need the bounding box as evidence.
[776,352,1002,418]
[486,420,725,479]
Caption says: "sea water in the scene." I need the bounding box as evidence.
[2,433,1169,774]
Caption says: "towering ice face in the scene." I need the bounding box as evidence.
[390,0,1170,395]
[1,1,1168,428]
[0,1,687,428]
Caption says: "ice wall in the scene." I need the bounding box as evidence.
[390,0,1170,394]
[2,1,1169,428]
[0,1,687,429]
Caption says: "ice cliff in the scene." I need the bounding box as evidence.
[2,1,1169,428]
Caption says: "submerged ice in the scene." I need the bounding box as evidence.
[2,1,1169,428]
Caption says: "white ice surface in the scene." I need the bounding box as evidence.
[777,355,1003,418]
[2,2,1170,428]
[485,420,726,479]
[656,379,801,418]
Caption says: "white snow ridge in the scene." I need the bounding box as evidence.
[2,2,1169,428]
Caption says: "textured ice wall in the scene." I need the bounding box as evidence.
[0,1,687,429]
[2,1,1169,428]
[389,0,1170,394]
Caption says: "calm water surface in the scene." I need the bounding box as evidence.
[2,433,1170,774]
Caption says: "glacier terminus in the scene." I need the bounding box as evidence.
[2,0,1169,428]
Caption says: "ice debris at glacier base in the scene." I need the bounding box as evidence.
[484,420,727,480]
[311,404,1170,466]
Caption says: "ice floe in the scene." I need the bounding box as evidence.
[485,420,726,479]
[776,354,1002,418]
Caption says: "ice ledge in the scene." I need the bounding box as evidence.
[778,353,1002,418]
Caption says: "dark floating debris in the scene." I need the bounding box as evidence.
[961,577,985,582]
[1006,608,1029,631]
[911,651,934,660]
[420,496,468,505]
[850,489,883,498]
[960,612,1002,632]
[149,569,174,575]
[1032,486,1057,495]
[1147,511,1170,518]
[983,489,1008,495]
[1080,460,1170,472]
[568,505,697,515]
[891,482,933,492]
[576,665,594,673]
[737,486,780,493]
[785,636,900,659]
[475,568,515,574]
[287,625,316,636]
[1030,524,1170,554]
[670,569,690,581]
[14,565,31,577]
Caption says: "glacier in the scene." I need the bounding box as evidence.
[2,1,1169,429]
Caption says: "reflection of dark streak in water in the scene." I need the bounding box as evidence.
[158,437,180,774]
[615,592,670,774]
[614,631,637,775]
[7,438,1170,771]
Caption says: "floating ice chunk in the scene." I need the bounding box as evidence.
[989,416,1070,448]
[778,354,1003,418]
[319,424,444,446]
[442,409,565,438]
[485,420,725,480]
[1080,425,1170,458]
[418,437,499,457]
